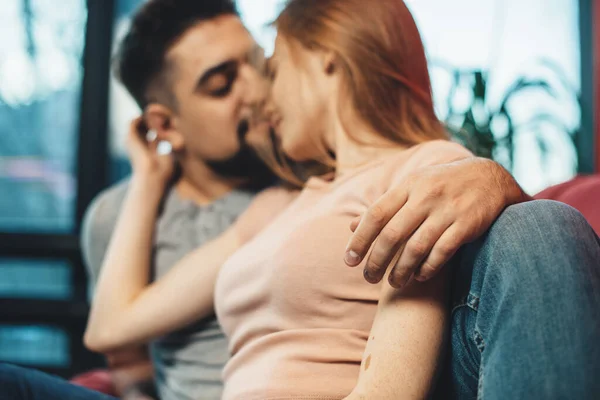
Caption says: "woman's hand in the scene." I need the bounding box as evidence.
[127,117,175,191]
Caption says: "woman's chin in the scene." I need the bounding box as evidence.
[280,142,295,159]
[281,141,304,162]
[280,130,315,162]
[282,147,313,163]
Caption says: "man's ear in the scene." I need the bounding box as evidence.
[144,103,185,151]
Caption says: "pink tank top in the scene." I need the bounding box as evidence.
[216,140,472,400]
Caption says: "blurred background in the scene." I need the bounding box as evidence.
[0,0,597,378]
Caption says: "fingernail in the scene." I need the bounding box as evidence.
[364,268,377,283]
[390,272,410,289]
[345,250,361,265]
[415,275,428,282]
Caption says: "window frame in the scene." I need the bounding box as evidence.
[594,0,600,172]
[579,0,597,173]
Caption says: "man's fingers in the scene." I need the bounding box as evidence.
[414,225,463,282]
[129,116,146,136]
[345,186,409,267]
[362,202,427,284]
[387,218,450,288]
[127,117,148,148]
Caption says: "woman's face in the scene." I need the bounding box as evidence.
[269,35,333,162]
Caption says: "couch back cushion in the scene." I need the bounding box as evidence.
[535,175,600,234]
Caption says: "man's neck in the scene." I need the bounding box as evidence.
[175,155,244,206]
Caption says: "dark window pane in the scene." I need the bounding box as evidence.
[0,259,72,300]
[0,325,69,367]
[0,0,87,232]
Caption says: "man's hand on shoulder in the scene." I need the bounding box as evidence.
[345,157,531,288]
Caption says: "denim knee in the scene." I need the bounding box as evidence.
[487,200,594,263]
[458,200,599,302]
[493,200,594,245]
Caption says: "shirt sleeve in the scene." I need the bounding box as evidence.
[80,181,129,295]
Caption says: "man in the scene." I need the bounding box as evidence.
[80,2,275,399]
[0,1,597,400]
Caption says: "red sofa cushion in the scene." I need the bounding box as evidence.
[535,175,600,234]
[70,369,117,397]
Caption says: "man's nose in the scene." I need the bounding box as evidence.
[238,64,269,119]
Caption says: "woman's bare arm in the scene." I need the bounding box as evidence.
[84,176,241,353]
[345,268,450,399]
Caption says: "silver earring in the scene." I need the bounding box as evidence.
[156,141,173,155]
[146,129,158,142]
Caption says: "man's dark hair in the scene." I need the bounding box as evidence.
[115,0,239,109]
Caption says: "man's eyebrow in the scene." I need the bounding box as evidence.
[195,60,237,89]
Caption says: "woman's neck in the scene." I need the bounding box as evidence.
[329,117,406,176]
[175,154,244,205]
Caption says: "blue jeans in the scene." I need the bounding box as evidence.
[0,363,116,399]
[441,200,600,399]
[0,200,598,399]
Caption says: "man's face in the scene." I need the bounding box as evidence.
[164,15,268,168]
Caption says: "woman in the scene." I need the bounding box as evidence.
[211,0,472,398]
[86,0,472,398]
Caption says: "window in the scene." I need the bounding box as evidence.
[237,0,282,57]
[0,0,87,232]
[0,259,72,300]
[404,0,582,194]
[0,0,110,377]
[0,325,69,367]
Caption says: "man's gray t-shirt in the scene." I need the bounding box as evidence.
[81,180,255,400]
